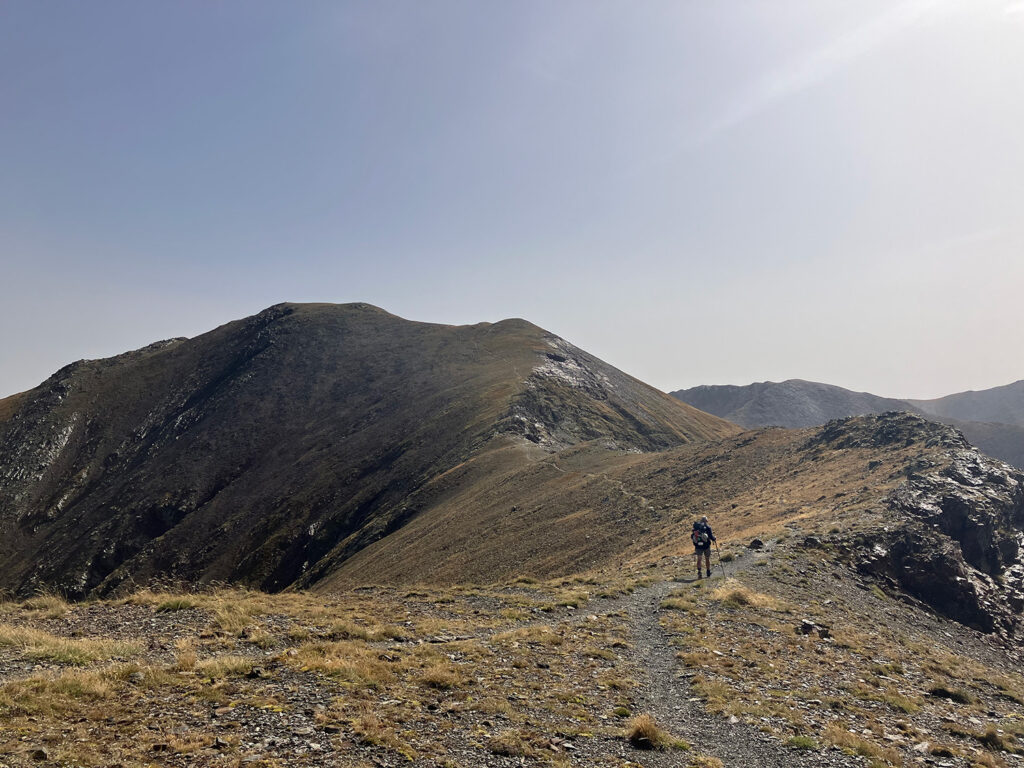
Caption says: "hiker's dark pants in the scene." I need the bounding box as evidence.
[695,545,711,574]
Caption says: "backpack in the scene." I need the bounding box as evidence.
[691,526,710,547]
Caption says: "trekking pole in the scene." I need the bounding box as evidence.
[715,541,726,576]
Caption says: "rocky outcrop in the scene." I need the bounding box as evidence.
[495,335,736,451]
[858,443,1024,638]
[805,411,969,452]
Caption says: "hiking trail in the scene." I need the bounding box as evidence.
[621,577,861,767]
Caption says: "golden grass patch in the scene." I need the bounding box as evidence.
[417,661,464,690]
[824,723,903,765]
[710,579,783,610]
[288,640,394,688]
[625,713,688,750]
[487,729,539,758]
[20,593,70,618]
[0,668,113,716]
[194,654,255,679]
[0,623,140,665]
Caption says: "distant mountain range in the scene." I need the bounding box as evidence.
[672,379,1024,468]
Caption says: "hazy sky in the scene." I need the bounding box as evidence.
[2,1,1023,400]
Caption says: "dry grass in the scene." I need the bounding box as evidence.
[0,579,634,765]
[710,579,783,610]
[0,668,114,716]
[194,654,255,679]
[487,729,539,758]
[971,754,1008,768]
[825,724,903,765]
[493,625,564,646]
[417,661,464,690]
[155,596,200,612]
[0,531,1017,768]
[0,624,139,664]
[287,639,395,688]
[20,593,70,618]
[352,713,417,759]
[625,713,688,750]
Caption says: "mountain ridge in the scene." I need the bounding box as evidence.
[672,378,1024,468]
[0,302,736,599]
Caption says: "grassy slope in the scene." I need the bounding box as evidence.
[0,392,27,424]
[315,420,918,589]
[1,522,1020,767]
[0,303,736,598]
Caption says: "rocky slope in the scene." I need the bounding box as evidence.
[672,379,1024,468]
[0,303,735,599]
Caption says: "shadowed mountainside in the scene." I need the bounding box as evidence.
[672,379,1024,468]
[0,303,735,598]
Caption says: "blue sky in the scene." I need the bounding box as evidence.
[2,1,1023,399]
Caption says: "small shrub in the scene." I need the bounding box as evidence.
[689,757,724,768]
[417,663,462,690]
[626,714,688,750]
[787,735,819,750]
[883,693,921,714]
[487,730,537,757]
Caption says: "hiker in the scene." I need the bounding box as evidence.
[691,516,716,579]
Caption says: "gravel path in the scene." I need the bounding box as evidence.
[623,580,862,768]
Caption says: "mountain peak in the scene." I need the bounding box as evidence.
[0,305,735,598]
